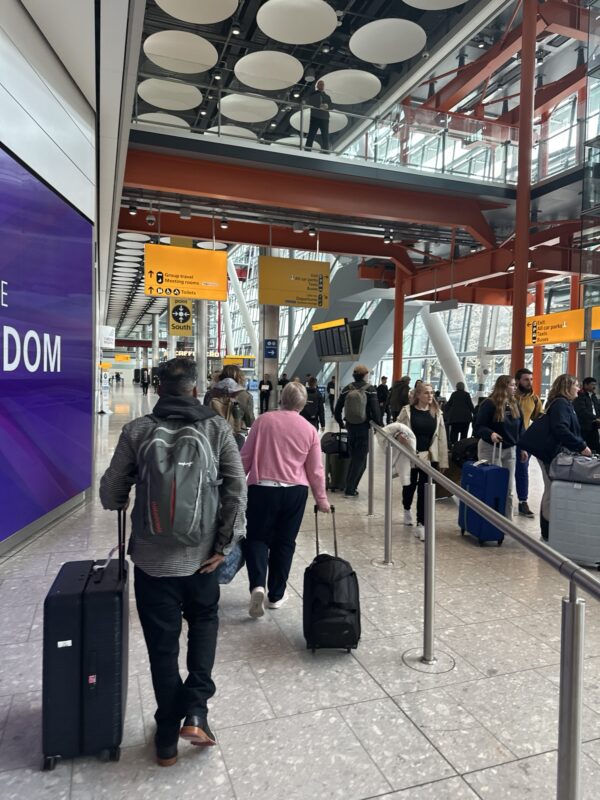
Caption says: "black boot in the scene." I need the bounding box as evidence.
[540,515,549,542]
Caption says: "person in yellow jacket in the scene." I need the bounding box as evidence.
[515,368,544,518]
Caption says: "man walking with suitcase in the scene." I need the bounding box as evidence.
[100,357,247,767]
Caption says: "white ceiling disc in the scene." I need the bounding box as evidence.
[155,0,238,24]
[220,93,278,123]
[289,108,348,133]
[116,247,143,254]
[196,241,228,250]
[350,19,427,64]
[114,256,141,262]
[159,236,171,244]
[135,112,190,129]
[205,125,258,140]
[257,0,337,45]
[143,31,218,74]
[319,69,381,105]
[404,0,466,9]
[119,233,151,242]
[235,51,304,91]
[116,240,145,250]
[276,136,321,151]
[138,78,202,110]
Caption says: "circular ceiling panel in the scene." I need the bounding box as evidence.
[276,136,321,151]
[404,0,466,9]
[289,108,348,133]
[135,112,190,129]
[220,93,278,123]
[235,51,304,91]
[155,0,238,24]
[205,125,258,140]
[137,78,202,110]
[115,241,145,250]
[257,0,337,45]
[319,69,381,105]
[143,30,218,74]
[350,19,427,64]
[196,241,228,250]
[113,255,141,262]
[118,233,151,242]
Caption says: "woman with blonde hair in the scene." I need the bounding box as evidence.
[474,374,528,518]
[204,364,255,433]
[397,383,448,541]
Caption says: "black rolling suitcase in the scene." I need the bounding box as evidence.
[303,506,361,653]
[42,511,129,771]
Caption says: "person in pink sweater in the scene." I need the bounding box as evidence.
[240,382,330,618]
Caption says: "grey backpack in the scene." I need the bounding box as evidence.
[549,451,600,485]
[138,418,223,546]
[344,384,368,424]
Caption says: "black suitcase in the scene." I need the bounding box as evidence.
[42,511,129,771]
[303,506,361,653]
[325,452,350,492]
[321,431,349,457]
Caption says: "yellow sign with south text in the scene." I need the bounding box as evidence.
[144,245,227,301]
[99,362,111,369]
[525,309,585,346]
[114,354,131,362]
[168,298,194,336]
[258,255,330,308]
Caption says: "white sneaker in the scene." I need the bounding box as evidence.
[249,587,265,618]
[266,590,289,609]
[415,524,425,542]
[403,510,413,526]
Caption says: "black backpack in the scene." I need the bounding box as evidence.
[301,393,319,421]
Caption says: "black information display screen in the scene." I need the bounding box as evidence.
[315,325,351,359]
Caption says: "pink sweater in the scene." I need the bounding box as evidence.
[240,410,328,507]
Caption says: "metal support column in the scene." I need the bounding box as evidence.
[557,582,585,800]
[227,258,258,358]
[422,476,437,665]
[510,0,537,373]
[532,281,545,394]
[367,426,375,517]
[222,300,234,355]
[259,304,279,409]
[383,443,393,564]
[151,314,159,369]
[167,336,176,360]
[194,300,208,396]
[392,266,405,382]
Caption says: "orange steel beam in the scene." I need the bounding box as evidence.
[404,249,515,299]
[497,64,587,127]
[531,245,600,275]
[415,286,531,306]
[124,149,499,248]
[529,221,581,248]
[539,0,589,42]
[118,208,415,268]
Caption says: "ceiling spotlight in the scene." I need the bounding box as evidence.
[220,217,229,230]
[270,121,277,128]
[304,69,315,83]
[231,20,241,36]
[383,234,392,245]
[477,41,485,49]
[179,206,191,220]
[293,222,304,233]
[321,41,331,54]
[200,109,207,116]
[308,226,316,237]
[146,212,156,226]
[213,69,222,81]
[128,205,137,216]
[292,90,301,99]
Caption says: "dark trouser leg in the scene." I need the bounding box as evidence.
[320,118,330,152]
[180,571,220,719]
[329,397,334,414]
[245,485,278,591]
[260,394,269,413]
[305,117,320,150]
[415,468,429,525]
[134,567,184,744]
[403,468,419,511]
[345,423,369,494]
[515,450,530,502]
[266,486,308,602]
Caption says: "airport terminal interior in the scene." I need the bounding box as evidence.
[3,0,600,797]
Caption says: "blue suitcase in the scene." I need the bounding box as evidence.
[458,451,509,546]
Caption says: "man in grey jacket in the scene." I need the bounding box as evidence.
[100,357,247,767]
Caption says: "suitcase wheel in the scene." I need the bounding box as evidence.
[479,540,485,547]
[460,529,465,536]
[346,648,352,654]
[43,756,58,772]
[498,538,504,547]
[109,747,121,762]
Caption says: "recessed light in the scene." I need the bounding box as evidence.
[308,226,316,237]
[220,217,229,230]
[128,205,137,216]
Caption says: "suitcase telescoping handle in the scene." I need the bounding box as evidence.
[492,441,503,466]
[314,505,337,558]
[92,509,127,579]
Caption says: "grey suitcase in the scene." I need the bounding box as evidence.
[549,481,600,568]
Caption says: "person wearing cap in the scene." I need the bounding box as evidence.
[204,365,255,434]
[334,365,382,498]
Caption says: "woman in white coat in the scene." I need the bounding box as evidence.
[397,383,448,541]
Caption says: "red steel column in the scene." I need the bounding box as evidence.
[510,0,538,373]
[393,263,405,381]
[532,281,544,393]
[568,274,581,374]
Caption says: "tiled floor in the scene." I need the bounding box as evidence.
[1,384,600,799]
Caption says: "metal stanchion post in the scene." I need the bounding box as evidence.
[383,442,393,565]
[557,581,585,800]
[367,426,375,518]
[422,476,436,665]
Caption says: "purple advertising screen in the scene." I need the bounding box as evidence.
[0,146,93,544]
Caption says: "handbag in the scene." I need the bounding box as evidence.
[549,451,600,485]
[216,540,245,585]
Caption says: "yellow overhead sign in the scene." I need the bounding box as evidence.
[312,318,347,331]
[144,244,227,301]
[99,362,111,369]
[258,255,330,308]
[168,298,194,336]
[114,354,131,362]
[592,306,600,340]
[526,309,585,346]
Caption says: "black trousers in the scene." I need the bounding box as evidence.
[245,484,308,602]
[306,116,330,151]
[329,396,335,414]
[449,422,470,446]
[346,422,370,494]
[142,383,149,395]
[380,403,391,425]
[260,392,271,414]
[134,566,219,745]
[402,465,438,525]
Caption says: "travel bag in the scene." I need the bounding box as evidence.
[325,452,350,492]
[548,451,600,485]
[549,480,600,567]
[303,506,361,653]
[42,511,129,771]
[458,443,509,546]
[321,431,349,457]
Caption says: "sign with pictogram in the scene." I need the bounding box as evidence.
[258,256,330,308]
[144,245,227,300]
[168,298,194,336]
[525,309,585,346]
[264,339,278,359]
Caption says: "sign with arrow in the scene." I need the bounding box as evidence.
[168,298,194,336]
[144,244,227,300]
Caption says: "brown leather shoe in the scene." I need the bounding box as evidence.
[180,716,216,747]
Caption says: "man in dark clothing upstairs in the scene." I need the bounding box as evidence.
[574,377,600,452]
[444,381,475,445]
[99,357,247,768]
[327,376,336,414]
[335,364,382,498]
[377,376,391,425]
[305,80,332,152]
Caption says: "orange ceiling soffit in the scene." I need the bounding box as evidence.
[539,0,589,43]
[124,150,498,248]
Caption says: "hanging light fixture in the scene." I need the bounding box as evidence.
[308,225,317,237]
[220,217,229,230]
[128,205,137,216]
[231,20,241,36]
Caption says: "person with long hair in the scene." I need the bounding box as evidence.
[474,375,528,518]
[204,364,255,434]
[397,383,448,541]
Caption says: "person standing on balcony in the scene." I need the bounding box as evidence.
[305,80,331,152]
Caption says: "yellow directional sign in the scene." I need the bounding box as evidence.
[258,255,330,308]
[525,309,585,346]
[114,354,131,362]
[144,244,227,301]
[99,362,111,369]
[168,298,194,336]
